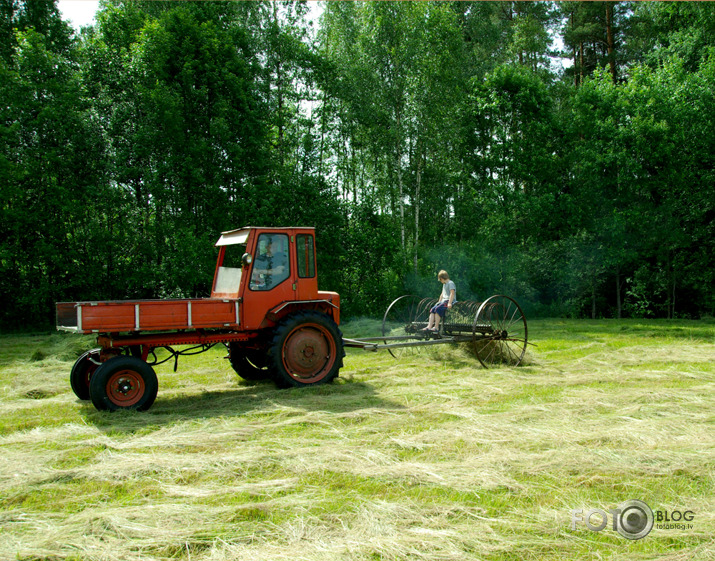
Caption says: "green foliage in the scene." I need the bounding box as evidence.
[628,2,715,71]
[0,5,111,327]
[339,201,402,316]
[0,0,714,326]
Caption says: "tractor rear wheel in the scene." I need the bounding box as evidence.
[269,312,344,389]
[89,355,158,412]
[228,343,272,381]
[70,348,101,400]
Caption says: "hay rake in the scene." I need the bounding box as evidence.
[343,295,528,368]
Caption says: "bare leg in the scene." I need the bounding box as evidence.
[434,314,441,331]
[423,312,435,330]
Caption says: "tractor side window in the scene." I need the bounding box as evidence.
[214,244,245,296]
[296,234,315,278]
[250,234,290,291]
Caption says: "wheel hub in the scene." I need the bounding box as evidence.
[283,326,332,379]
[117,378,134,394]
[107,369,143,405]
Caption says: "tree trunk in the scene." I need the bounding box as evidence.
[571,12,579,87]
[318,93,327,179]
[605,2,617,84]
[396,110,406,260]
[592,282,596,319]
[615,265,622,319]
[413,150,423,272]
[272,2,285,167]
[669,253,676,319]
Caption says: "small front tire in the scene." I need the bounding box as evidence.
[228,344,272,381]
[70,349,101,400]
[89,355,158,412]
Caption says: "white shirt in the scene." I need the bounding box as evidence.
[440,280,456,303]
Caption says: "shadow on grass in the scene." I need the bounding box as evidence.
[79,376,403,434]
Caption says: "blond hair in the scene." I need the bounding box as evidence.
[438,270,449,280]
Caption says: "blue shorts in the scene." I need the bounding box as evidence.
[430,301,449,317]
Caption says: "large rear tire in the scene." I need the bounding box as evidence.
[268,312,344,389]
[89,355,158,412]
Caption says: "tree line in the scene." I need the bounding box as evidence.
[1,0,713,328]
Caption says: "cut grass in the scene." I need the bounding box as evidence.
[0,318,713,560]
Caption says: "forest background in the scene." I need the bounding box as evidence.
[1,0,713,329]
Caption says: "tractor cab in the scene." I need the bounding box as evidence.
[212,227,339,330]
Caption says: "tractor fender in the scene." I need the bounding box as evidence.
[261,299,339,328]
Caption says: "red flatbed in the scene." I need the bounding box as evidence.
[56,298,239,334]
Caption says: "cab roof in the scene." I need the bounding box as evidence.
[215,226,315,246]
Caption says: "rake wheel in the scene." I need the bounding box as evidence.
[473,295,528,368]
[382,295,435,359]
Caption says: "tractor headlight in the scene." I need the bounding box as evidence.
[242,253,253,267]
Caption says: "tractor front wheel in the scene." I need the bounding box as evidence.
[269,312,344,389]
[89,355,158,412]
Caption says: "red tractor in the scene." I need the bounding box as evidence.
[57,227,344,412]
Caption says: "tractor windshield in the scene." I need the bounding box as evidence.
[250,233,290,290]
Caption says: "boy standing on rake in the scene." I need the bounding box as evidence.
[423,270,456,334]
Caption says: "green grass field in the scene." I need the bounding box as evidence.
[1,319,713,560]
